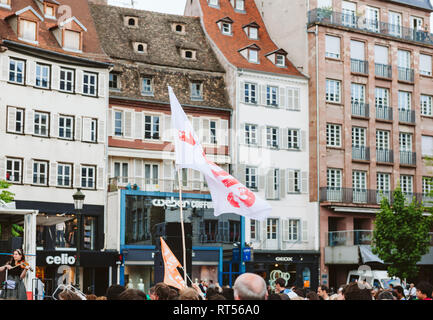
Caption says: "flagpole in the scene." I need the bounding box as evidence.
[177,168,187,285]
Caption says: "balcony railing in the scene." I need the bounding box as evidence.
[376,106,393,121]
[308,9,433,47]
[352,102,369,118]
[400,151,416,166]
[423,195,433,207]
[352,146,370,161]
[327,230,373,247]
[375,63,392,78]
[351,59,369,74]
[108,177,208,193]
[398,67,414,82]
[376,149,394,163]
[398,109,416,123]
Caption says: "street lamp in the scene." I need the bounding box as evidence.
[73,188,85,290]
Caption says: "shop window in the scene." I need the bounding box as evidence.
[125,196,151,245]
[83,216,97,250]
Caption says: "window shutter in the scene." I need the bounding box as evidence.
[97,167,104,190]
[108,109,113,136]
[287,170,295,193]
[76,70,83,94]
[240,123,246,145]
[237,164,246,185]
[266,169,274,199]
[260,84,266,105]
[294,88,300,110]
[98,74,105,98]
[301,171,308,194]
[326,35,340,58]
[75,116,81,141]
[302,220,308,242]
[192,117,200,138]
[258,125,266,147]
[124,110,133,138]
[74,164,81,188]
[279,128,285,150]
[7,107,16,133]
[162,160,173,192]
[279,169,286,199]
[279,86,286,108]
[163,114,172,142]
[82,117,92,142]
[350,40,365,60]
[202,118,210,144]
[52,65,60,90]
[25,109,34,135]
[287,88,294,110]
[240,81,245,103]
[420,54,432,74]
[25,159,33,184]
[49,162,57,186]
[98,119,105,143]
[192,169,201,190]
[282,219,289,242]
[51,113,59,138]
[261,220,267,243]
[258,171,265,190]
[1,56,8,81]
[26,60,36,86]
[0,156,5,180]
[220,119,229,146]
[134,112,143,140]
[301,130,307,151]
[374,45,388,65]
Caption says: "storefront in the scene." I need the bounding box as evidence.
[245,251,320,291]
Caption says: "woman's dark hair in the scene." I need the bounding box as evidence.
[168,288,179,300]
[306,291,320,300]
[222,287,234,300]
[105,284,126,300]
[9,248,25,265]
[268,293,282,300]
[118,289,147,300]
[154,282,170,300]
[207,294,226,300]
[206,287,218,299]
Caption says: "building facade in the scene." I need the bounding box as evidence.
[256,0,433,288]
[185,0,319,290]
[0,0,116,296]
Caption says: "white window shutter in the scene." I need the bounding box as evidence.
[97,167,104,190]
[0,156,5,180]
[281,128,288,149]
[49,162,57,186]
[237,164,246,185]
[52,65,60,90]
[279,169,286,199]
[162,160,173,192]
[258,125,266,147]
[240,123,246,145]
[192,169,201,190]
[82,117,92,142]
[25,109,34,135]
[192,117,200,138]
[294,88,300,110]
[98,74,105,98]
[75,116,81,141]
[265,169,274,199]
[302,220,308,242]
[240,81,245,103]
[260,84,266,105]
[258,171,265,190]
[74,164,81,188]
[1,56,8,81]
[282,219,289,242]
[202,118,210,144]
[108,109,113,136]
[301,130,307,151]
[301,171,308,194]
[134,112,143,140]
[279,86,286,108]
[220,119,229,146]
[7,107,16,133]
[98,119,105,143]
[25,159,33,184]
[133,159,141,186]
[287,170,295,193]
[124,110,133,138]
[279,128,285,150]
[26,60,35,86]
[49,113,58,138]
[76,69,83,94]
[287,88,293,110]
[163,114,172,142]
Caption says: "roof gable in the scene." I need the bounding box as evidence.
[59,16,87,32]
[12,5,44,21]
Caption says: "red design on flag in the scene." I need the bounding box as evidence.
[178,131,196,146]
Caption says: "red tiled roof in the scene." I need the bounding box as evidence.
[0,0,110,63]
[198,0,304,77]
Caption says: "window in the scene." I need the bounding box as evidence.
[45,5,55,18]
[376,130,390,150]
[421,95,432,116]
[90,119,97,143]
[209,0,218,6]
[250,219,258,240]
[135,42,147,53]
[109,73,120,90]
[34,112,49,137]
[399,132,412,152]
[398,91,411,110]
[144,115,160,140]
[245,124,257,145]
[411,16,424,30]
[377,173,390,192]
[267,218,278,240]
[6,158,22,183]
[352,171,367,190]
[57,163,72,187]
[127,17,136,26]
[422,135,433,157]
[398,50,411,69]
[210,120,217,144]
[350,40,365,61]
[326,124,342,147]
[7,107,24,134]
[0,0,10,8]
[375,45,389,65]
[235,0,244,11]
[287,88,300,111]
[9,58,25,84]
[327,168,342,189]
[191,82,202,100]
[276,54,285,67]
[325,35,340,59]
[175,25,183,32]
[351,83,365,105]
[273,168,280,198]
[81,166,95,189]
[326,79,341,103]
[288,169,301,193]
[184,50,194,59]
[249,27,258,40]
[352,127,366,147]
[375,87,389,108]
[145,164,159,185]
[60,68,74,93]
[420,54,432,76]
[266,86,278,106]
[245,167,257,189]
[33,161,48,185]
[35,64,50,88]
[114,111,123,136]
[249,49,258,63]
[19,19,37,42]
[366,6,380,32]
[83,72,97,96]
[114,162,128,184]
[58,116,74,140]
[142,78,153,95]
[423,177,432,196]
[266,126,279,148]
[287,219,300,241]
[222,22,231,35]
[244,82,257,104]
[342,1,356,27]
[400,175,413,194]
[287,129,300,150]
[64,30,81,51]
[317,0,332,8]
[389,11,402,37]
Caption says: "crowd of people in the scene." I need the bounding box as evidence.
[55,273,433,301]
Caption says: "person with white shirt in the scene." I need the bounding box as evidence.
[408,283,417,300]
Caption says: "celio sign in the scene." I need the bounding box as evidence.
[46,253,76,265]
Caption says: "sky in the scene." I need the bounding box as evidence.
[108,0,188,15]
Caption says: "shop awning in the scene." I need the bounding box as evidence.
[359,245,384,264]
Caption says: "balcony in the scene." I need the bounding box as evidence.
[376,149,394,164]
[327,230,373,247]
[376,106,393,121]
[108,177,208,193]
[400,151,416,166]
[398,109,416,124]
[398,67,414,83]
[352,102,369,118]
[351,59,369,74]
[308,8,433,47]
[352,146,370,161]
[375,63,392,79]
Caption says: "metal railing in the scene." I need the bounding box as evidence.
[376,149,394,163]
[376,106,393,121]
[398,109,416,123]
[398,67,414,82]
[400,151,416,166]
[308,8,433,47]
[108,177,209,192]
[351,59,369,74]
[375,63,392,78]
[352,146,370,161]
[327,230,373,247]
[352,102,369,118]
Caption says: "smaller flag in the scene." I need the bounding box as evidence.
[160,237,186,290]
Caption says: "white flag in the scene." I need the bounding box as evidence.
[168,86,271,221]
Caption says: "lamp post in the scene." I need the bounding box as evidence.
[73,188,85,290]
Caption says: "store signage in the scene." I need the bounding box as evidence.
[275,256,293,262]
[152,197,213,209]
[46,253,76,265]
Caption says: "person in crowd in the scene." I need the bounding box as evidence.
[0,249,31,300]
[317,285,330,300]
[274,277,292,296]
[205,287,218,299]
[58,289,83,300]
[306,291,320,300]
[207,294,226,300]
[233,273,268,300]
[148,286,156,300]
[222,287,234,300]
[85,294,97,300]
[343,282,372,300]
[267,293,282,300]
[377,291,395,300]
[168,288,179,300]
[293,287,306,298]
[393,286,406,300]
[105,284,126,300]
[153,282,170,300]
[96,296,107,300]
[408,283,417,300]
[118,288,147,300]
[178,287,200,300]
[416,281,433,300]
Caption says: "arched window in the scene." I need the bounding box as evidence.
[128,18,135,26]
[185,51,193,59]
[137,44,144,52]
[176,25,183,32]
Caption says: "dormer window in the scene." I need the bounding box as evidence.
[172,23,186,34]
[45,4,56,19]
[51,16,86,52]
[265,49,288,67]
[235,0,245,11]
[217,17,233,36]
[64,30,81,51]
[9,6,44,44]
[133,42,147,54]
[19,19,37,43]
[243,22,260,40]
[276,54,285,67]
[176,25,183,32]
[208,0,218,7]
[191,82,203,100]
[124,16,138,27]
[0,0,11,9]
[249,49,258,63]
[181,49,196,60]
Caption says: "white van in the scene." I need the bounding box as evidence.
[346,270,402,290]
